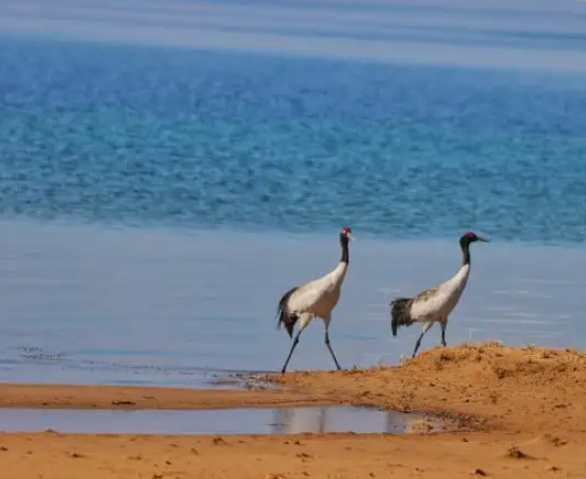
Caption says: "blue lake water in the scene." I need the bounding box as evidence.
[0,0,585,386]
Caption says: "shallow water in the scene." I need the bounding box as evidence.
[0,220,584,386]
[0,406,441,435]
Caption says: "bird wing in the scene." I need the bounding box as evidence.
[409,285,444,321]
[408,264,469,321]
[277,286,298,316]
[277,286,300,337]
[286,276,331,314]
[413,285,440,303]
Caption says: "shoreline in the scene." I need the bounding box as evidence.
[0,383,334,411]
[1,341,584,431]
[2,342,585,478]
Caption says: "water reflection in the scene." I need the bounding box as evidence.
[271,406,440,434]
[0,406,442,435]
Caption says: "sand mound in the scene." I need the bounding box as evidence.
[402,341,586,382]
[266,342,586,433]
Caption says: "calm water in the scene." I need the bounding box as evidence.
[0,406,442,434]
[0,221,584,385]
[0,0,585,385]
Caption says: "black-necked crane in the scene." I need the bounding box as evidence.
[276,227,353,373]
[390,231,488,358]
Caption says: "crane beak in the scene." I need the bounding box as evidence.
[476,235,489,243]
[347,233,355,241]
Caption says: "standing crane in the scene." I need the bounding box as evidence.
[276,227,353,373]
[390,231,488,358]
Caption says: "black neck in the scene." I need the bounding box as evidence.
[340,235,349,264]
[459,236,470,266]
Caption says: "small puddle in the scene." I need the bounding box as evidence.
[0,406,443,435]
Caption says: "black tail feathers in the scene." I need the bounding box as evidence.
[278,308,298,338]
[276,286,299,339]
[390,298,414,337]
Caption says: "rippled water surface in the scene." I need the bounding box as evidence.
[0,30,586,243]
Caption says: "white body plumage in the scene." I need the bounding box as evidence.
[283,261,348,330]
[409,263,470,323]
[390,231,488,358]
[277,227,353,372]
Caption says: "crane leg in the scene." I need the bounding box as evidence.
[412,333,425,358]
[281,330,302,373]
[325,328,341,370]
[412,321,434,358]
[281,314,313,373]
[440,320,448,347]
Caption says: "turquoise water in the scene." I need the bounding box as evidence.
[1,0,586,385]
[1,35,586,244]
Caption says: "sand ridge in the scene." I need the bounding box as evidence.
[263,341,586,433]
[0,383,332,410]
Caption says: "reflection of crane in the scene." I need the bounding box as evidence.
[276,227,353,373]
[385,410,412,433]
[270,407,328,434]
[269,407,439,435]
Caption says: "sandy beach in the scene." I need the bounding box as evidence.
[0,382,332,410]
[1,342,585,478]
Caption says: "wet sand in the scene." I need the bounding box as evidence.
[0,383,330,410]
[2,342,586,478]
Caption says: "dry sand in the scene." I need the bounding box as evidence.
[1,342,586,478]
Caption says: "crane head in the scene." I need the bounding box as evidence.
[462,231,489,243]
[341,227,353,241]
